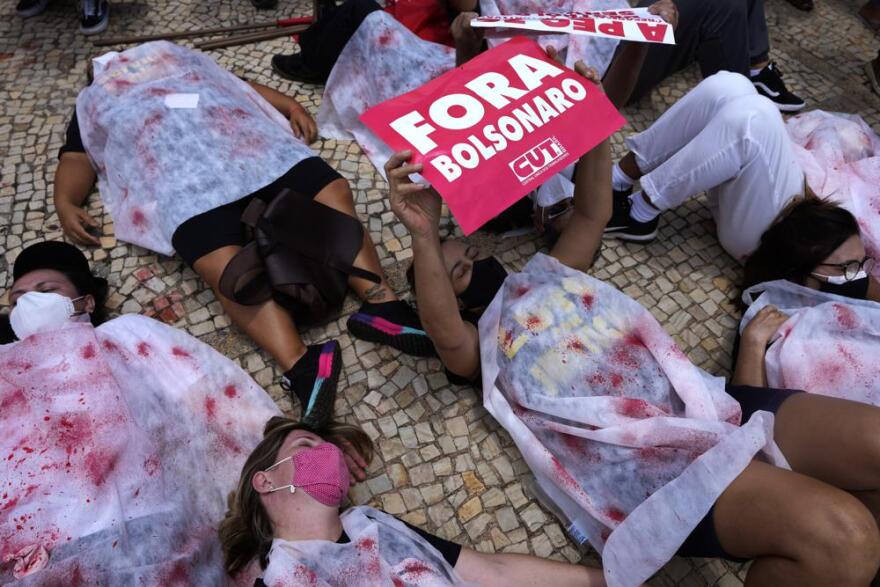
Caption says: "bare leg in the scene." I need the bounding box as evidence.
[193,245,306,371]
[313,178,397,303]
[618,152,643,181]
[774,394,880,520]
[713,461,880,586]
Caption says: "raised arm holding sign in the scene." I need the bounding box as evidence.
[361,36,624,234]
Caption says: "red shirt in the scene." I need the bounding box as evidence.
[384,0,455,46]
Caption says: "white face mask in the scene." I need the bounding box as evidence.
[810,268,869,285]
[9,292,87,340]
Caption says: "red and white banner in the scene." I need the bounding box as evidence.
[360,37,625,234]
[471,8,675,45]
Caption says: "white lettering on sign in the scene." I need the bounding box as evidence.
[422,74,588,183]
[509,137,568,185]
[390,53,566,157]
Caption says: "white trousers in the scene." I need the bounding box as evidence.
[625,71,805,262]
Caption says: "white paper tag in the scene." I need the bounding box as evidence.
[164,93,200,109]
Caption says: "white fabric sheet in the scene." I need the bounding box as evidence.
[77,41,314,256]
[480,254,786,587]
[741,280,880,406]
[262,506,474,587]
[0,316,280,585]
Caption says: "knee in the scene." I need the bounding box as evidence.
[716,94,781,139]
[698,71,755,103]
[808,494,880,584]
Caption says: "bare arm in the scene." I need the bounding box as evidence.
[455,548,606,587]
[54,152,100,246]
[448,0,478,12]
[730,306,788,387]
[546,61,612,273]
[451,11,485,67]
[601,42,649,109]
[386,152,481,380]
[868,277,880,303]
[600,0,679,108]
[248,81,317,143]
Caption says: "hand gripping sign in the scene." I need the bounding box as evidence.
[360,37,625,234]
[471,8,675,45]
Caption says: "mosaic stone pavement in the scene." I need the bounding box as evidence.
[1,0,879,584]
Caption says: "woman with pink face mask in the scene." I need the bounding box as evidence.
[220,416,608,586]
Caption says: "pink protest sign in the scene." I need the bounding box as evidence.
[472,8,675,45]
[360,36,625,234]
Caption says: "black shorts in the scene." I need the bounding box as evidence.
[171,157,343,267]
[676,384,803,561]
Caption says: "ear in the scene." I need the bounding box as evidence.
[252,470,274,495]
[81,294,96,315]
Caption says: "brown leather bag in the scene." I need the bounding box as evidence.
[219,188,380,325]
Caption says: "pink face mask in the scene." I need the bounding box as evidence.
[266,442,350,507]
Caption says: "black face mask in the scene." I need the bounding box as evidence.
[458,257,508,310]
[819,275,870,300]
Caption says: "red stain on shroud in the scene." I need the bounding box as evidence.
[54,414,93,458]
[136,341,151,357]
[223,385,238,399]
[131,209,148,228]
[205,397,217,420]
[0,388,27,412]
[833,304,858,330]
[581,293,594,309]
[401,560,432,578]
[80,343,97,359]
[84,450,120,486]
[618,398,653,419]
[605,507,626,523]
[171,346,191,359]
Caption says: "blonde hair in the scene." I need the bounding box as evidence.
[218,416,374,575]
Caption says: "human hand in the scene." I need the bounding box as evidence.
[544,46,605,94]
[742,305,789,348]
[648,0,679,30]
[288,104,317,144]
[332,436,369,482]
[57,202,100,246]
[452,11,484,50]
[385,150,442,240]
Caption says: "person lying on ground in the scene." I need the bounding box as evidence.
[0,240,290,584]
[220,415,608,586]
[53,41,435,426]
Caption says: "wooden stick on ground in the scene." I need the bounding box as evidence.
[92,16,313,47]
[93,22,277,46]
[196,25,309,50]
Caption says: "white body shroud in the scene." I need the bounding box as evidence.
[77,41,315,256]
[262,506,474,587]
[741,280,880,406]
[480,254,786,587]
[0,316,280,585]
[787,110,880,278]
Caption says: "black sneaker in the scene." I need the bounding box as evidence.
[281,340,341,428]
[750,62,805,112]
[347,301,437,358]
[603,190,659,242]
[16,0,49,18]
[271,53,327,85]
[80,0,109,34]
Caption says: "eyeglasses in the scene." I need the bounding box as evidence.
[815,256,875,281]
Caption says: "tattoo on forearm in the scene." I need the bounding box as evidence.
[364,283,391,302]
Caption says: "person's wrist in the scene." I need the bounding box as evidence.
[741,331,770,350]
[411,230,441,246]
